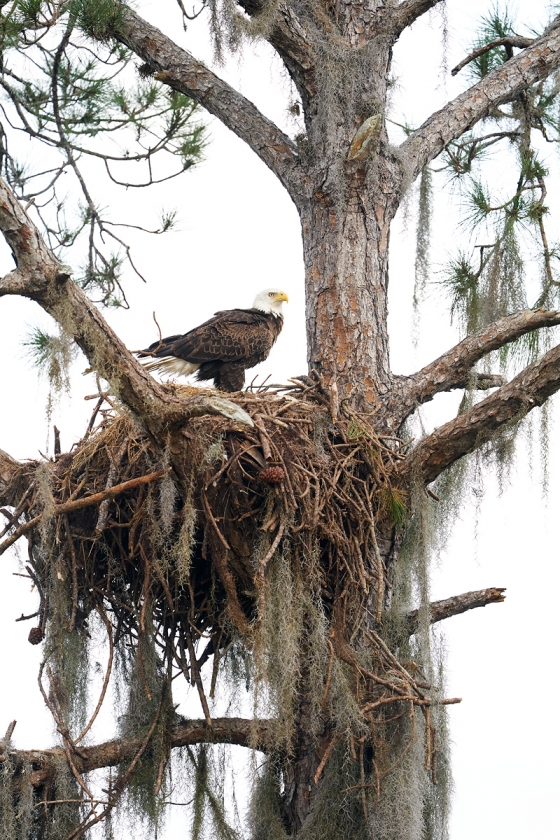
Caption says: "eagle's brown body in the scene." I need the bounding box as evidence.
[138,306,284,392]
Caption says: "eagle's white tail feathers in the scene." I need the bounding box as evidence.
[141,356,200,378]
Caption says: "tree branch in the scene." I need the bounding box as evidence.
[399,18,560,182]
[5,717,273,790]
[402,339,560,484]
[406,587,506,634]
[387,308,560,429]
[451,36,534,77]
[115,6,304,201]
[388,0,445,37]
[0,177,253,432]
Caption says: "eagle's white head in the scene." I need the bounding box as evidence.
[253,288,289,317]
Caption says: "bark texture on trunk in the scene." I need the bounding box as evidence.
[301,189,393,405]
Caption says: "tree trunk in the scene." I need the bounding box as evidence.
[301,186,394,406]
[294,27,399,407]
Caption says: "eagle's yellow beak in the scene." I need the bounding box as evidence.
[275,291,289,303]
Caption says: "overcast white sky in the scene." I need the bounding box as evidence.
[0,2,559,838]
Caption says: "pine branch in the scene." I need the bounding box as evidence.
[400,18,560,182]
[0,177,253,432]
[115,5,304,201]
[401,338,560,484]
[7,717,273,790]
[406,587,506,634]
[387,307,560,429]
[451,36,534,77]
[388,0,446,37]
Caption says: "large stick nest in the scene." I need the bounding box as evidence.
[2,378,450,817]
[15,378,406,651]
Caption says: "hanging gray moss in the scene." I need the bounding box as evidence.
[0,753,17,840]
[413,165,433,342]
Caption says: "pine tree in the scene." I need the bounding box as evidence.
[1,2,560,838]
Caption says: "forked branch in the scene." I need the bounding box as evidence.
[116,6,304,200]
[402,339,560,483]
[0,177,253,432]
[400,18,560,181]
[407,587,506,634]
[387,308,560,429]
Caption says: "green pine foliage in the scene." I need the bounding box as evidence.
[0,1,207,308]
[436,6,560,368]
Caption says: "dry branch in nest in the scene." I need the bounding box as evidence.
[0,377,453,827]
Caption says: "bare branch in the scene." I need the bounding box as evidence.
[451,37,534,77]
[388,0,445,37]
[0,176,253,431]
[407,587,506,634]
[402,339,560,484]
[115,6,304,201]
[400,20,560,182]
[9,717,273,789]
[387,308,560,429]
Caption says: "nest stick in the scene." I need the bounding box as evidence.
[313,731,341,785]
[254,415,273,461]
[370,524,385,624]
[0,468,171,557]
[256,522,285,617]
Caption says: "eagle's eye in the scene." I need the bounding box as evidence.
[269,292,275,296]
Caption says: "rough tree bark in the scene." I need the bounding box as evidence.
[2,3,560,838]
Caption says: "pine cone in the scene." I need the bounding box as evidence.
[259,466,285,484]
[28,627,44,645]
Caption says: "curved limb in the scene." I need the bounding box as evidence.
[387,307,560,429]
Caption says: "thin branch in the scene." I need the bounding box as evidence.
[400,18,560,182]
[406,587,506,634]
[401,338,560,484]
[387,307,560,428]
[451,36,534,77]
[115,6,304,201]
[75,606,114,745]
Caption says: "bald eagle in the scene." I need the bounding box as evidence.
[137,288,288,392]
